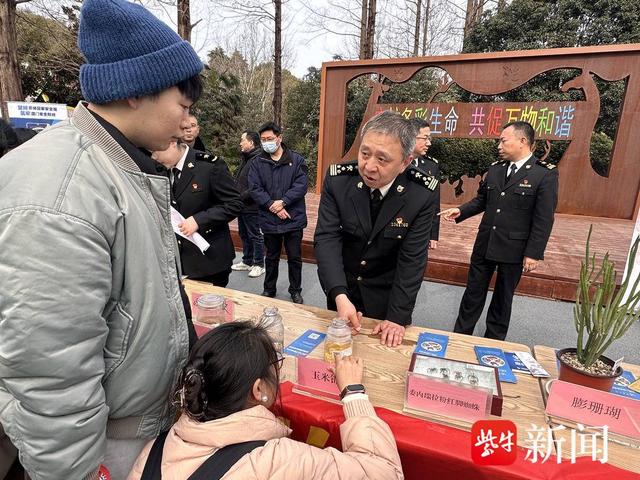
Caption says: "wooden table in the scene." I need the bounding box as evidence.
[185,280,549,448]
[533,345,640,474]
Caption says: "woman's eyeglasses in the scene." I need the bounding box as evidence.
[271,355,285,370]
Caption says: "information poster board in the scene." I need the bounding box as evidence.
[6,101,69,131]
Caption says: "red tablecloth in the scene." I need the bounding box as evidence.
[276,382,639,480]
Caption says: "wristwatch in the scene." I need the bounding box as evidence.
[340,383,366,400]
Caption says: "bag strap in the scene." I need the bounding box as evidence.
[140,431,170,480]
[187,440,267,480]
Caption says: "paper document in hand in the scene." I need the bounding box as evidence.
[170,207,210,253]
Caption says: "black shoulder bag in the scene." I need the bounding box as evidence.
[140,431,266,480]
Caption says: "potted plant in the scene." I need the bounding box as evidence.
[557,225,640,391]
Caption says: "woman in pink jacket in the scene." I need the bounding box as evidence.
[128,321,404,480]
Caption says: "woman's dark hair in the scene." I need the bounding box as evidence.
[243,130,260,149]
[176,321,280,421]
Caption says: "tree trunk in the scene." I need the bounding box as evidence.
[359,0,367,59]
[272,0,282,125]
[474,0,484,24]
[0,0,24,120]
[464,0,475,38]
[365,0,376,59]
[412,0,422,57]
[463,0,482,48]
[421,0,430,55]
[177,0,191,42]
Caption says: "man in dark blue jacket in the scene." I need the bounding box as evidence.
[232,130,265,278]
[248,122,308,304]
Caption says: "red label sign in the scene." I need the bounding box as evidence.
[546,380,640,439]
[296,356,340,399]
[405,373,491,422]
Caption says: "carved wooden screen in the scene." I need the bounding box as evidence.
[317,45,640,219]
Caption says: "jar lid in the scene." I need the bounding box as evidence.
[196,294,225,308]
[331,317,348,327]
[263,306,279,316]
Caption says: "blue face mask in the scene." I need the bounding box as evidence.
[262,141,278,154]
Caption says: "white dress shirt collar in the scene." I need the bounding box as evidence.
[174,145,189,172]
[377,179,395,199]
[508,153,533,174]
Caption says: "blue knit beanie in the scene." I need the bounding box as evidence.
[78,0,203,104]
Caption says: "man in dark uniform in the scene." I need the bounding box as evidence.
[181,114,207,152]
[440,121,558,340]
[315,111,439,347]
[409,117,441,249]
[153,141,243,287]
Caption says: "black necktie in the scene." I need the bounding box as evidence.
[370,188,382,223]
[171,167,181,195]
[506,164,517,181]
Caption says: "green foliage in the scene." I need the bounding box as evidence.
[17,7,84,105]
[589,132,614,176]
[429,138,497,194]
[381,69,438,104]
[194,67,243,167]
[574,225,640,367]
[284,67,321,188]
[344,77,374,155]
[463,0,640,176]
[198,47,302,177]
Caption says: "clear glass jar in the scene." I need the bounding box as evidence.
[324,317,353,363]
[259,306,284,356]
[194,294,227,326]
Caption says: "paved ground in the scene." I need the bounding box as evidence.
[226,252,640,365]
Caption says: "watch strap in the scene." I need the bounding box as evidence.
[340,383,366,400]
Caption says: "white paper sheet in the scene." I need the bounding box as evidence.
[170,207,210,254]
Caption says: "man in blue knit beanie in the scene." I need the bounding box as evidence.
[0,0,204,479]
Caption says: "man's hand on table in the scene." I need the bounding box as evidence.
[335,294,362,334]
[372,320,405,347]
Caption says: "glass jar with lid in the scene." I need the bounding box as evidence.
[324,317,353,363]
[194,294,228,327]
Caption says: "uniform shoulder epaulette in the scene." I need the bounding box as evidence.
[536,159,556,170]
[490,160,506,166]
[426,155,439,164]
[408,166,438,191]
[329,160,358,176]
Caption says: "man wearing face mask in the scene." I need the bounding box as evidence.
[248,122,308,304]
[314,111,439,347]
